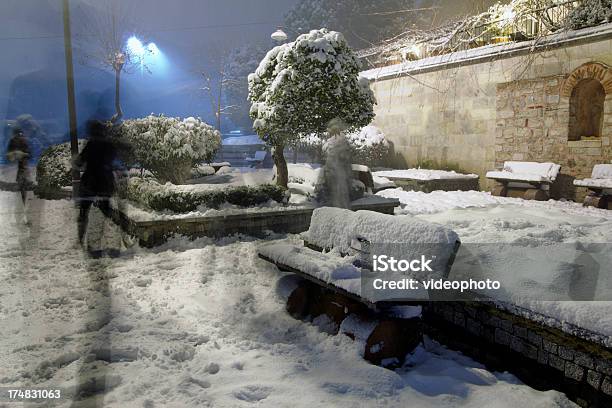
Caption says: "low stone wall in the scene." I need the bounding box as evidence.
[110,198,399,247]
[388,177,479,193]
[423,302,612,408]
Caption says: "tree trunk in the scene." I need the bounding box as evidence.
[293,146,298,164]
[111,68,123,123]
[273,144,288,188]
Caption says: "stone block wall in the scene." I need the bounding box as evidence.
[423,302,612,407]
[368,26,612,195]
[495,66,612,200]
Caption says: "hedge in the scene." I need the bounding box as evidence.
[124,177,287,213]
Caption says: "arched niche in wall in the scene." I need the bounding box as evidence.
[561,62,612,141]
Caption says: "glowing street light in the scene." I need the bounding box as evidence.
[127,36,146,57]
[126,36,163,74]
[147,42,159,55]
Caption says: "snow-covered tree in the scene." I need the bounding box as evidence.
[121,115,221,184]
[248,29,375,187]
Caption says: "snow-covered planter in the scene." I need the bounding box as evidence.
[125,177,287,213]
[36,140,85,191]
[120,115,221,184]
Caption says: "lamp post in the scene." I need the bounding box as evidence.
[111,51,126,123]
[62,0,79,199]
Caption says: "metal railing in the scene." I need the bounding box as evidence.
[361,0,582,67]
[443,0,580,53]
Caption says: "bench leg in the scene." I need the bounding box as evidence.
[583,193,609,209]
[492,183,507,197]
[524,189,549,201]
[363,319,422,368]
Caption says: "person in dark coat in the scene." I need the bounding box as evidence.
[6,127,31,205]
[75,120,118,247]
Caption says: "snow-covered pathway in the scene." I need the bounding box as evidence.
[0,191,576,407]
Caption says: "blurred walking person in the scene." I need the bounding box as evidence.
[6,127,31,210]
[75,120,118,255]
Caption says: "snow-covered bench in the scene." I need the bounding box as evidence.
[351,164,374,193]
[258,207,460,367]
[573,164,612,209]
[258,207,460,306]
[486,161,561,200]
[210,161,231,172]
[245,150,267,167]
[372,169,479,193]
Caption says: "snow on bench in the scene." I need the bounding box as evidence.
[486,161,561,184]
[372,169,479,193]
[258,207,460,303]
[574,164,612,209]
[486,161,561,200]
[245,151,267,166]
[374,169,478,181]
[573,164,612,190]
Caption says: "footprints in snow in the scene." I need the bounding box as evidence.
[233,385,272,402]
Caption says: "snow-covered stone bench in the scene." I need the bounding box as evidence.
[245,151,267,167]
[259,207,460,367]
[486,161,561,200]
[373,169,479,193]
[351,164,374,193]
[574,164,612,209]
[259,207,460,305]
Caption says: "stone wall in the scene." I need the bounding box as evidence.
[366,24,612,195]
[424,302,612,407]
[495,65,612,200]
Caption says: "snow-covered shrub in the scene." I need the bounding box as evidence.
[566,0,612,29]
[36,140,85,191]
[125,177,286,213]
[248,28,375,187]
[346,125,389,167]
[297,126,389,166]
[120,115,221,184]
[293,133,324,163]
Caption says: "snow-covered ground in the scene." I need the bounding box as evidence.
[0,191,577,407]
[378,188,612,344]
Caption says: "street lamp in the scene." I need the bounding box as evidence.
[113,51,126,71]
[271,28,288,43]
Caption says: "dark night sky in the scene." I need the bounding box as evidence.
[0,0,494,133]
[0,0,298,124]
